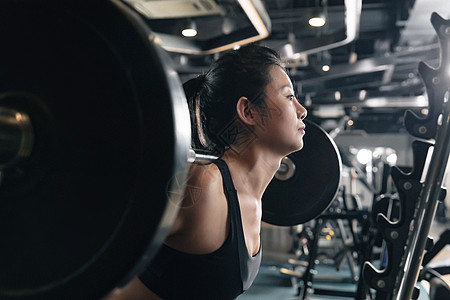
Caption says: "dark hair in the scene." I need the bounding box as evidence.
[184,44,284,156]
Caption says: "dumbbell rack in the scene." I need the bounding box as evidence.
[362,12,450,300]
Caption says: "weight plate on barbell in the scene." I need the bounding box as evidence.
[0,1,190,299]
[262,119,342,226]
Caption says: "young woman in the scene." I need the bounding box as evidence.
[106,44,307,299]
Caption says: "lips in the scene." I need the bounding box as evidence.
[298,124,306,134]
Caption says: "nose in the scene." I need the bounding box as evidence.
[295,99,307,120]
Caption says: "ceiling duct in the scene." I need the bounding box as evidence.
[296,55,394,95]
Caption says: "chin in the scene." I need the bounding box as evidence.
[286,143,303,156]
[296,144,304,152]
[296,139,304,151]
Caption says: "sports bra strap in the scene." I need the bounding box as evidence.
[212,159,261,291]
[213,159,238,196]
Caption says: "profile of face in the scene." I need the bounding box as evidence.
[250,65,307,156]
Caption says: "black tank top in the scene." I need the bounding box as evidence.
[138,159,261,299]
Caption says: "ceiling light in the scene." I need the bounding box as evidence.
[182,20,197,37]
[309,8,326,27]
[309,16,326,27]
[334,91,341,101]
[322,64,330,72]
[182,28,197,37]
[359,90,366,100]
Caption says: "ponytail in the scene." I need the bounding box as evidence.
[183,74,213,152]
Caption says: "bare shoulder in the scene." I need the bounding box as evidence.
[177,162,226,222]
[166,162,229,253]
[187,162,223,194]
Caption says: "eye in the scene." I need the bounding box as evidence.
[287,95,294,101]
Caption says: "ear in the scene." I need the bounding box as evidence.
[236,97,257,126]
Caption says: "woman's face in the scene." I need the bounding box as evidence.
[253,66,307,156]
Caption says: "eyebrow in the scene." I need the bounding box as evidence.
[279,84,294,91]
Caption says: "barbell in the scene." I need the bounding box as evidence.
[0,0,341,299]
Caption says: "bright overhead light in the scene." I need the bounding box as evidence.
[182,20,197,37]
[182,28,197,37]
[309,16,326,27]
[334,91,341,101]
[359,89,366,100]
[309,7,326,27]
[322,64,330,72]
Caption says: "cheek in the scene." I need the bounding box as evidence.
[283,108,298,125]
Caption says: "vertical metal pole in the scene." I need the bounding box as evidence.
[394,94,450,300]
[299,218,322,299]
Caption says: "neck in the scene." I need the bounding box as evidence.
[220,145,283,200]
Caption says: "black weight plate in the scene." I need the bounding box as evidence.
[0,1,189,299]
[262,119,341,226]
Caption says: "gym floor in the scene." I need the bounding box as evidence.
[238,219,450,300]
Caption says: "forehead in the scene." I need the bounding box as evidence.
[267,66,293,90]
